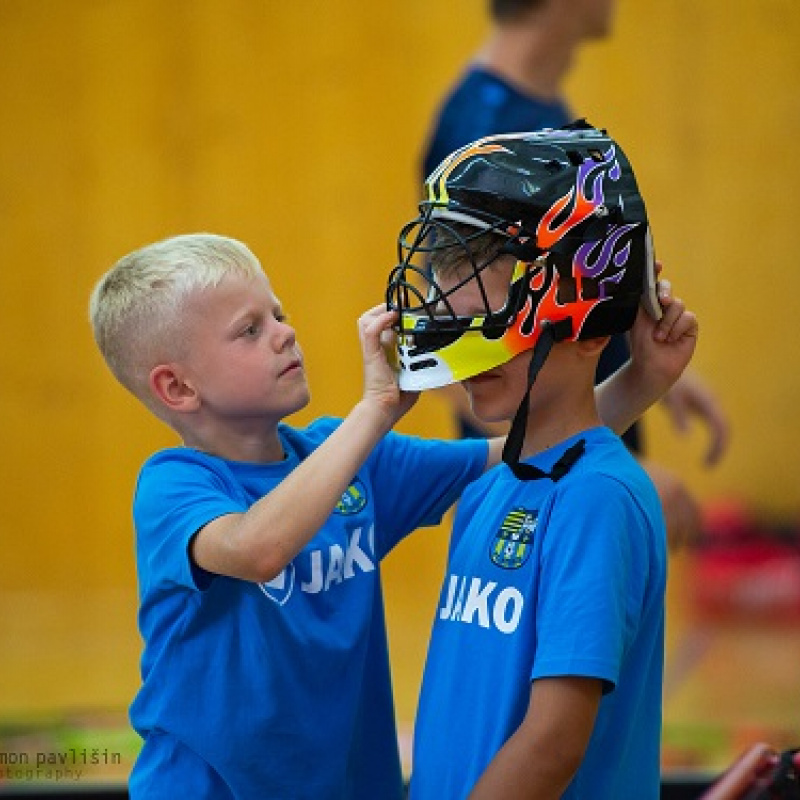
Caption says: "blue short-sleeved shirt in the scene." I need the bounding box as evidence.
[411,427,666,800]
[421,67,572,179]
[128,417,487,800]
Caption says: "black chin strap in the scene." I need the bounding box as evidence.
[501,320,586,482]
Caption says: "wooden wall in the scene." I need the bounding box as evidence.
[0,0,798,736]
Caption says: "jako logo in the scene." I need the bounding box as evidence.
[259,525,375,605]
[438,574,524,634]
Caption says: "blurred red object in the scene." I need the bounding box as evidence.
[700,742,778,799]
[700,743,800,799]
[692,499,800,621]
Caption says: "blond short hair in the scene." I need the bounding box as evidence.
[430,223,507,278]
[89,233,262,405]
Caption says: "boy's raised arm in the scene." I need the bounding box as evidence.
[596,287,698,437]
[191,307,416,583]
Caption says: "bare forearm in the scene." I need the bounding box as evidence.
[595,359,659,436]
[248,402,391,567]
[468,730,577,800]
[194,400,395,581]
[469,678,601,800]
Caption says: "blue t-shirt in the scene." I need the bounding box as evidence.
[422,66,572,179]
[411,427,666,800]
[421,67,640,451]
[128,417,487,800]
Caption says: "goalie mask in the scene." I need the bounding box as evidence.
[386,120,659,393]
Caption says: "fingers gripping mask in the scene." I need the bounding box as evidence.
[386,121,660,392]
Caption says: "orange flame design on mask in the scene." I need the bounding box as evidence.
[537,177,602,249]
[501,267,604,355]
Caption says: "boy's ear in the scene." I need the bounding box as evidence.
[149,364,200,413]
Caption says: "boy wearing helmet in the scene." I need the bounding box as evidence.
[388,122,691,799]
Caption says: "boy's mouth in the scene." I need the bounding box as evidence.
[279,359,302,377]
[465,371,498,386]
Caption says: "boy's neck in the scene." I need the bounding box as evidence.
[507,338,608,461]
[518,393,602,461]
[476,14,582,101]
[180,420,286,464]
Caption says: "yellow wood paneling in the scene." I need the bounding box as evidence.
[566,0,800,514]
[1,0,798,749]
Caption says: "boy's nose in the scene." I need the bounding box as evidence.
[273,319,296,350]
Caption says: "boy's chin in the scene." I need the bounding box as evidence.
[467,398,515,426]
[286,388,312,415]
[466,382,521,424]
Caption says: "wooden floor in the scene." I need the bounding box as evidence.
[1,545,799,789]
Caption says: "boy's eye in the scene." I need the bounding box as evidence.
[242,323,260,337]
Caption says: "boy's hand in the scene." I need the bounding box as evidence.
[357,305,419,424]
[629,272,698,401]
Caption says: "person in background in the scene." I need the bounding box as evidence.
[420,0,730,549]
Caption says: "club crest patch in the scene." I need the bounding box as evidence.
[490,508,538,569]
[335,478,368,515]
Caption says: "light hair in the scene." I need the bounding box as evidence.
[89,233,263,407]
[430,222,507,278]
